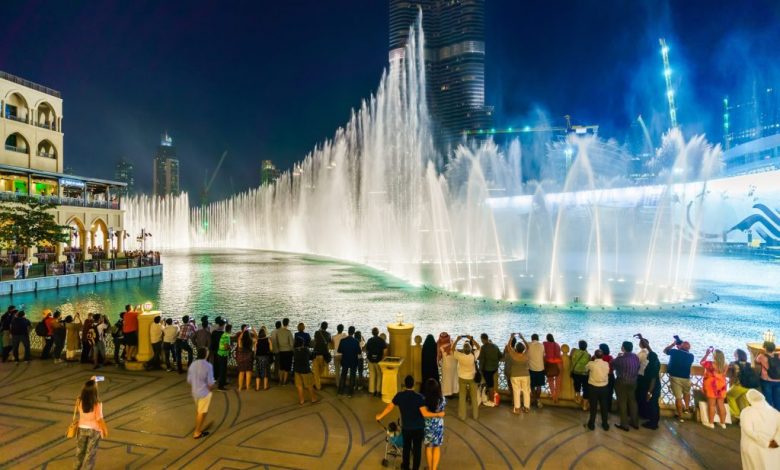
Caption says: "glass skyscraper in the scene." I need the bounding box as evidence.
[389,0,493,153]
[153,132,180,196]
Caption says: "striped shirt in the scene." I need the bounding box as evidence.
[612,352,640,384]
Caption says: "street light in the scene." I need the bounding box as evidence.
[137,228,153,253]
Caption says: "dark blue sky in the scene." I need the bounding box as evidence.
[3,1,778,199]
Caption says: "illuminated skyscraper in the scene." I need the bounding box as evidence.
[114,158,135,196]
[153,132,179,196]
[389,0,492,152]
[260,159,280,186]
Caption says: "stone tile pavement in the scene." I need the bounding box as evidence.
[0,361,741,469]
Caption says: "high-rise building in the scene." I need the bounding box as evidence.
[114,158,135,196]
[389,0,493,152]
[260,159,280,186]
[153,132,180,196]
[723,83,780,150]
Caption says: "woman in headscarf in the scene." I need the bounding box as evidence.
[740,389,780,470]
[437,332,458,397]
[421,334,439,390]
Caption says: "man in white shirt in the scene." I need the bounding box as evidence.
[331,324,347,384]
[453,335,481,420]
[586,349,611,431]
[148,316,164,370]
[525,333,546,408]
[162,318,179,372]
[93,315,109,370]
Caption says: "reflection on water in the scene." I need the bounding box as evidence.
[6,249,779,361]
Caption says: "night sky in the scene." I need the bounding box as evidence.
[3,1,778,200]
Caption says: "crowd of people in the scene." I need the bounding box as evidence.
[1,304,779,470]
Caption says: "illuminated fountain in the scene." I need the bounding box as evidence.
[126,18,739,308]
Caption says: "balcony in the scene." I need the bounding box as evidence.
[37,151,56,159]
[5,144,29,154]
[0,191,121,210]
[36,122,55,131]
[5,114,28,124]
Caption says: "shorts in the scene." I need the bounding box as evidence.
[482,369,497,388]
[279,351,293,372]
[530,370,546,388]
[294,372,314,388]
[124,331,138,347]
[670,376,691,399]
[195,393,212,414]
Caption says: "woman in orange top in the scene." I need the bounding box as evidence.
[700,347,728,429]
[74,377,109,469]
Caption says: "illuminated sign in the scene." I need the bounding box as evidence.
[59,178,85,188]
[142,301,153,312]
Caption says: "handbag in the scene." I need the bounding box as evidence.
[472,352,482,383]
[66,399,80,439]
[316,331,332,363]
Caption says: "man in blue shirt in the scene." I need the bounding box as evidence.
[187,348,216,439]
[337,326,361,396]
[664,339,695,421]
[376,375,445,470]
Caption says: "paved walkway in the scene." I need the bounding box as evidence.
[0,361,741,469]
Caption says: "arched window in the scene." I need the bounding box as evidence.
[37,139,58,159]
[4,133,30,154]
[36,102,57,130]
[4,92,29,123]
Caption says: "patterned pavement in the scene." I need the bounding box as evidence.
[0,360,741,469]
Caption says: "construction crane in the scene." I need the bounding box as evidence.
[659,38,678,129]
[199,150,228,206]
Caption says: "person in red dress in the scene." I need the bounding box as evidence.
[700,347,728,428]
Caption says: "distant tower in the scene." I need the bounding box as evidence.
[659,38,678,130]
[114,158,135,196]
[153,132,180,196]
[389,0,493,153]
[260,159,280,186]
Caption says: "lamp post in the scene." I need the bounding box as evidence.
[138,228,152,254]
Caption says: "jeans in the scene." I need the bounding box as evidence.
[53,335,65,360]
[74,427,101,470]
[457,377,479,420]
[510,376,531,410]
[636,374,649,419]
[12,334,30,361]
[615,381,639,427]
[149,342,162,369]
[112,336,123,364]
[588,384,610,427]
[175,339,194,372]
[761,379,780,412]
[368,361,382,394]
[41,336,54,359]
[163,342,175,369]
[338,365,357,395]
[215,355,228,387]
[401,427,424,470]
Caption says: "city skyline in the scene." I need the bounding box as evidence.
[2,1,779,200]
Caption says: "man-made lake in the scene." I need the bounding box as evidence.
[5,249,778,360]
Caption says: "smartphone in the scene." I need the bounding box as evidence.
[95,376,105,382]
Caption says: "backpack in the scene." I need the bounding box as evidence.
[766,353,780,380]
[35,320,48,337]
[738,362,760,388]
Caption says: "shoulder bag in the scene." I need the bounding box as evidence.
[316,331,332,363]
[472,351,482,383]
[67,399,80,438]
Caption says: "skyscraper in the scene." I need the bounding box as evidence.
[153,132,180,196]
[260,159,280,186]
[389,0,492,152]
[114,158,135,196]
[723,82,780,150]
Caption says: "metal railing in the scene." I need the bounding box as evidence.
[36,152,56,159]
[5,114,29,124]
[0,255,161,281]
[0,71,62,98]
[36,122,56,131]
[4,144,29,153]
[0,191,120,210]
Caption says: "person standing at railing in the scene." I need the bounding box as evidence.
[176,315,196,374]
[1,305,16,362]
[586,348,611,431]
[543,334,563,404]
[612,341,640,432]
[640,343,661,430]
[757,341,780,412]
[527,334,546,409]
[570,340,591,411]
[40,309,56,359]
[700,347,729,429]
[52,311,66,363]
[727,349,760,419]
[122,305,139,363]
[10,310,31,363]
[664,338,695,422]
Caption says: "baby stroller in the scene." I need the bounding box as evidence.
[377,419,403,467]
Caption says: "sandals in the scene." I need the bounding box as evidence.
[194,431,210,439]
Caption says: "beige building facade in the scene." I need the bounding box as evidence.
[0,71,127,262]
